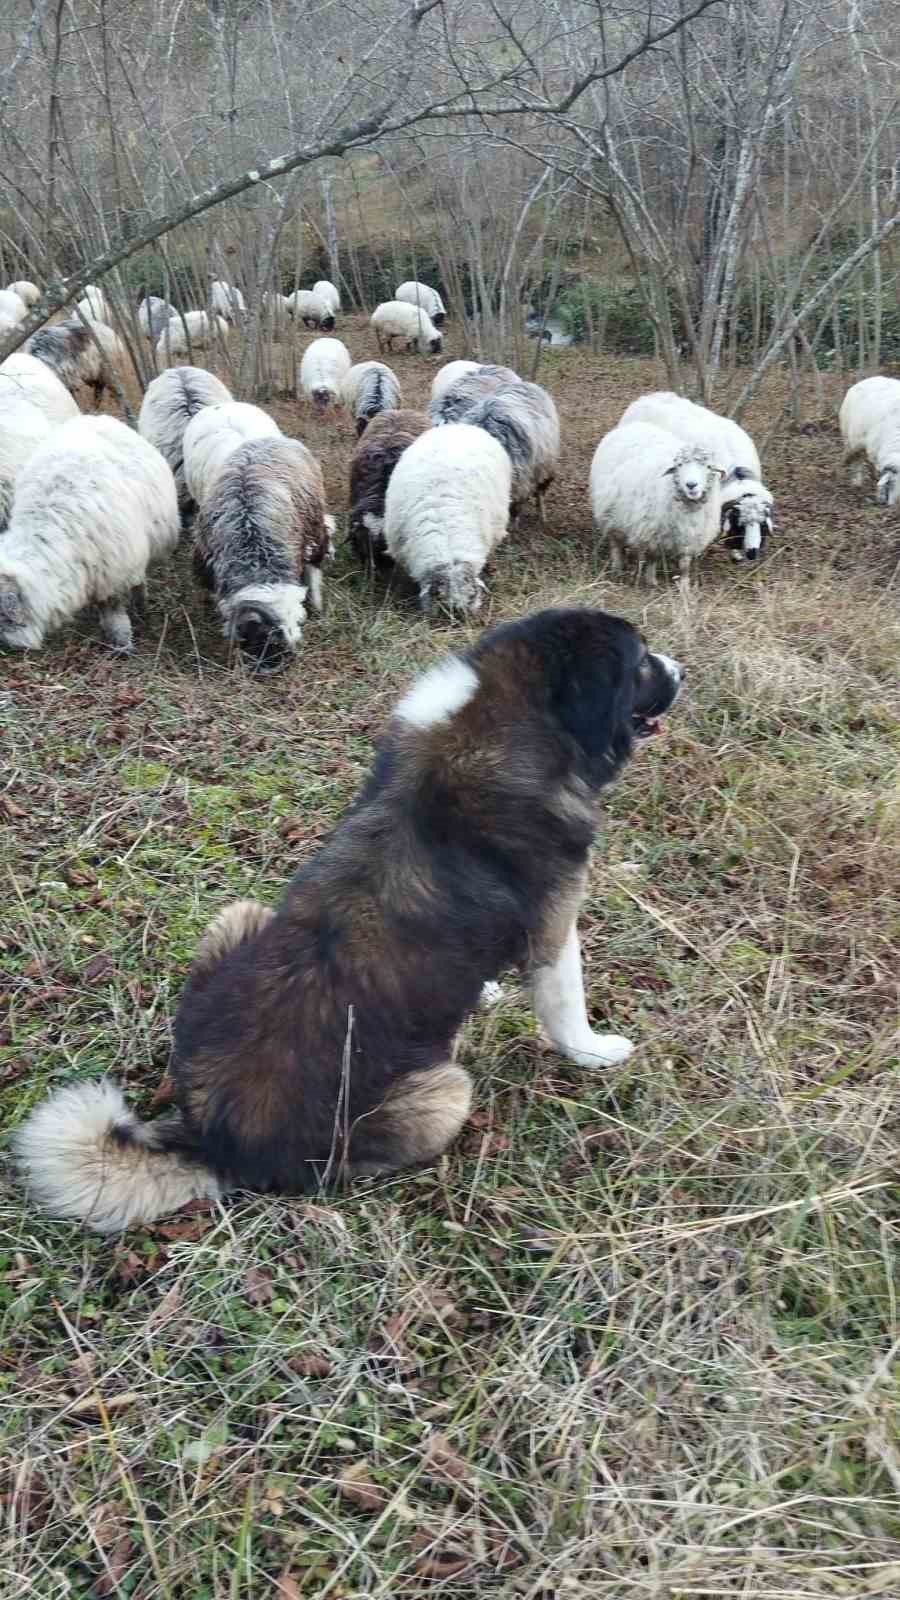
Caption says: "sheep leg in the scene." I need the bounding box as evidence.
[677,552,692,590]
[636,553,657,587]
[130,581,147,618]
[305,563,324,615]
[98,599,134,654]
[607,535,624,575]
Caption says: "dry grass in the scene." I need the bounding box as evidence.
[2,320,900,1597]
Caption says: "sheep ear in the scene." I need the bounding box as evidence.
[0,585,26,625]
[419,584,433,614]
[662,464,677,476]
[712,464,728,477]
[477,577,488,590]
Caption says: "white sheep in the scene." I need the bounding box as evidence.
[194,436,335,671]
[341,360,402,437]
[0,399,54,528]
[137,365,232,512]
[453,379,560,525]
[429,363,520,425]
[395,281,446,326]
[620,389,771,557]
[371,301,442,357]
[285,290,335,331]
[384,422,511,614]
[431,360,479,404]
[839,376,900,506]
[590,421,725,586]
[7,280,40,307]
[0,288,27,330]
[25,318,125,406]
[76,285,109,323]
[138,295,177,341]
[183,400,281,507]
[300,336,352,409]
[155,310,229,362]
[313,280,340,316]
[0,351,81,424]
[210,280,246,321]
[0,414,179,652]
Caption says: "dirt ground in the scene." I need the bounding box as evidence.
[2,317,900,1596]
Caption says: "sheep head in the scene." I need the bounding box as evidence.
[877,465,899,506]
[664,445,724,505]
[0,573,42,649]
[420,562,486,618]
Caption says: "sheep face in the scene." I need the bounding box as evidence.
[877,466,898,506]
[431,311,446,327]
[722,491,774,561]
[311,386,333,410]
[428,335,443,355]
[420,562,485,618]
[664,446,721,506]
[321,314,336,332]
[0,574,41,650]
[223,582,307,674]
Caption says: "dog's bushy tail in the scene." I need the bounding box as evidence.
[13,1081,220,1233]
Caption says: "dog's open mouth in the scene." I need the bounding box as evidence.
[633,714,663,739]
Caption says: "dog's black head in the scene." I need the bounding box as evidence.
[469,608,683,787]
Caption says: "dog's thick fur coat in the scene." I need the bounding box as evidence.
[15,609,681,1231]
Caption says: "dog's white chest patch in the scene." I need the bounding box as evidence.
[396,657,479,728]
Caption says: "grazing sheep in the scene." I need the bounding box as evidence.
[0,399,54,528]
[285,290,335,332]
[395,280,446,326]
[137,365,232,512]
[0,352,81,424]
[348,408,431,566]
[183,400,281,507]
[431,360,479,404]
[0,288,27,330]
[76,285,109,323]
[138,295,177,341]
[210,280,246,322]
[589,420,725,586]
[371,301,442,357]
[429,363,520,426]
[8,280,39,307]
[194,436,334,671]
[155,310,229,362]
[313,280,340,316]
[261,291,291,334]
[341,360,402,437]
[454,379,560,525]
[300,337,352,409]
[839,376,900,506]
[25,318,124,406]
[384,422,511,614]
[620,389,772,558]
[0,414,179,653]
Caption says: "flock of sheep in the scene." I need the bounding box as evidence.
[0,269,898,670]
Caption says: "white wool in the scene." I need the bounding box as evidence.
[0,398,54,527]
[589,420,724,579]
[395,281,445,319]
[0,414,179,650]
[8,280,40,307]
[210,280,246,320]
[341,361,402,425]
[155,310,229,360]
[300,336,352,404]
[313,280,340,315]
[621,390,761,479]
[219,581,308,647]
[138,296,177,340]
[840,376,900,506]
[76,286,109,323]
[431,360,479,404]
[371,301,442,356]
[13,1079,221,1233]
[395,656,479,728]
[384,423,511,610]
[183,400,281,506]
[138,366,232,508]
[0,352,80,424]
[0,288,27,325]
[285,290,333,327]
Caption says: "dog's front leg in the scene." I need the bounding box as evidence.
[532,924,633,1067]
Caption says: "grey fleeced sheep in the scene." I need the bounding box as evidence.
[285,291,335,331]
[183,401,282,508]
[348,409,431,566]
[193,436,335,672]
[137,366,232,513]
[0,400,54,528]
[395,281,446,326]
[452,379,560,525]
[25,318,125,406]
[840,376,900,506]
[371,301,442,356]
[429,363,520,426]
[0,414,179,652]
[139,296,177,341]
[210,281,246,322]
[155,310,229,363]
[341,361,403,437]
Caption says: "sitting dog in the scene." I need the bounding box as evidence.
[15,608,682,1231]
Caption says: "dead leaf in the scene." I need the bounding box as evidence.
[113,686,145,709]
[65,1391,141,1421]
[82,953,114,983]
[111,1249,146,1286]
[288,1352,332,1378]
[413,1549,473,1579]
[242,1265,274,1306]
[274,1574,303,1600]
[335,1461,389,1512]
[421,1433,476,1494]
[0,795,26,819]
[154,1209,213,1243]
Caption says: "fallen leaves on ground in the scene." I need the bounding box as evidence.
[334,1461,389,1512]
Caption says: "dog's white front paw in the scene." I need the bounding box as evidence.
[554,1032,634,1068]
[479,981,505,1009]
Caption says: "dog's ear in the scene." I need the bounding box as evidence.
[544,613,643,782]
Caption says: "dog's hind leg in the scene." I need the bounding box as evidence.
[349,1063,473,1178]
[532,923,633,1068]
